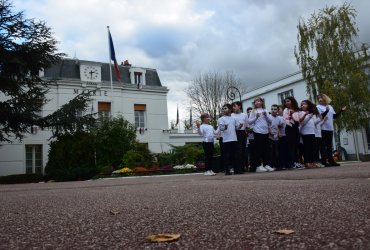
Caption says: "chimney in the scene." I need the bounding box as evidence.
[122,60,131,67]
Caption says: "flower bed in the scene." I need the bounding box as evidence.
[109,163,205,177]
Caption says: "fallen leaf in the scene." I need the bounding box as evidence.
[147,233,181,243]
[275,229,295,235]
[109,209,120,215]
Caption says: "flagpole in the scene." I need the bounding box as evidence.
[107,26,114,118]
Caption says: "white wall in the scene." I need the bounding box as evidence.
[0,79,172,176]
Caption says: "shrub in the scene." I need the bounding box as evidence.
[170,144,204,165]
[121,143,154,168]
[93,116,137,166]
[122,150,143,168]
[0,174,44,184]
[45,132,97,181]
[157,152,173,167]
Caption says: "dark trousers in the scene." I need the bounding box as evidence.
[202,142,214,171]
[247,139,255,171]
[278,136,289,169]
[252,132,270,167]
[235,130,247,172]
[314,137,321,162]
[222,141,236,173]
[269,139,279,168]
[302,134,315,163]
[321,130,335,163]
[219,137,224,172]
[285,122,300,167]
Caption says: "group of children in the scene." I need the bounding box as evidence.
[197,94,346,176]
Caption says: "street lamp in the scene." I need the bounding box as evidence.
[227,86,241,103]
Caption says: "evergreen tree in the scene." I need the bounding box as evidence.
[0,0,92,142]
[295,3,370,131]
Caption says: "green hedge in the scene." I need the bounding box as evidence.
[0,174,44,184]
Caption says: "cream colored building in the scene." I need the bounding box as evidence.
[0,58,201,176]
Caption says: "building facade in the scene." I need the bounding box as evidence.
[241,71,370,161]
[0,58,201,176]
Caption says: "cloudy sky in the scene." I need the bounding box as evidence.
[12,0,370,123]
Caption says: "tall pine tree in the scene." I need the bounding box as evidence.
[0,0,93,142]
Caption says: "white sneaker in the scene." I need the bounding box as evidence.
[256,166,268,173]
[204,170,211,176]
[230,168,234,174]
[294,162,304,169]
[317,163,325,168]
[264,165,275,172]
[209,170,216,175]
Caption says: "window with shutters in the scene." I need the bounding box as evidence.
[98,102,111,118]
[134,104,146,128]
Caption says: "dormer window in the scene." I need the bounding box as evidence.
[129,68,146,88]
[134,72,142,85]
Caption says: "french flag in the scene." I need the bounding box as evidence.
[108,29,121,81]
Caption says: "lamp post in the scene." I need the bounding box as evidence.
[227,86,242,103]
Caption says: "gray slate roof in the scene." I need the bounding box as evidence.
[43,58,162,87]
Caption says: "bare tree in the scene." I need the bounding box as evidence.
[185,71,245,124]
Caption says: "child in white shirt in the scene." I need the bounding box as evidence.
[247,97,274,172]
[299,100,318,169]
[197,113,217,176]
[269,104,284,170]
[216,104,238,175]
[231,101,248,173]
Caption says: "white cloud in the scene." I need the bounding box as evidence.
[12,0,370,123]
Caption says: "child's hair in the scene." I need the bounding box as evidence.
[317,93,331,105]
[301,100,315,114]
[284,96,299,111]
[232,101,243,112]
[222,103,232,110]
[271,104,279,109]
[247,107,253,112]
[253,96,265,109]
[200,113,210,123]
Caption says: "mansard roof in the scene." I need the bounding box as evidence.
[43,58,163,87]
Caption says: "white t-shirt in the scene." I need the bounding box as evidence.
[299,111,315,135]
[217,116,237,142]
[314,115,323,138]
[317,104,336,131]
[198,124,215,142]
[247,108,271,134]
[231,112,248,130]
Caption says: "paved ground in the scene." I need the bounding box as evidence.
[0,162,369,250]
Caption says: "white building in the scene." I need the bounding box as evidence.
[0,58,201,176]
[241,71,370,161]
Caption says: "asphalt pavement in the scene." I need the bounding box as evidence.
[0,162,369,249]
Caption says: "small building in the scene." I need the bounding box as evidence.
[0,58,201,176]
[241,71,370,161]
